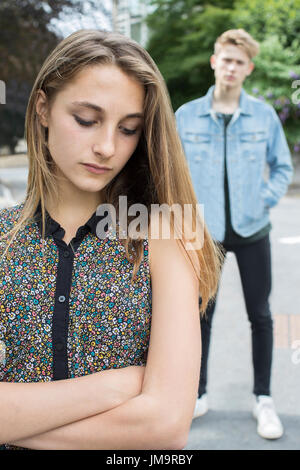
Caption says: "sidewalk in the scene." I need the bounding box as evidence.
[0,155,28,208]
[0,154,28,168]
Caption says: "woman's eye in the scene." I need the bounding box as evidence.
[74,115,96,127]
[121,127,138,136]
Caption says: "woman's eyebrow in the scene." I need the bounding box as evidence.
[71,101,143,119]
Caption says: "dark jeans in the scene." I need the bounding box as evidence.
[199,234,273,398]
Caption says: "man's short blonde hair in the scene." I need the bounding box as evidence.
[214,29,260,59]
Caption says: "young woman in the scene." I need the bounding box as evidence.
[0,30,221,450]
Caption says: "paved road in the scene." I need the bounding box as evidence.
[186,194,300,450]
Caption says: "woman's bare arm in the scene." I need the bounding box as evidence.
[0,365,144,443]
[11,236,201,450]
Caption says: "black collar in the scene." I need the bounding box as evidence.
[34,202,105,240]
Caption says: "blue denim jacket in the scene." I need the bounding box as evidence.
[175,86,293,242]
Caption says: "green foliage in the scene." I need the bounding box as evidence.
[146,0,300,152]
[243,35,300,148]
[233,0,300,47]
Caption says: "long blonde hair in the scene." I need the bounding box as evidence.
[1,29,222,312]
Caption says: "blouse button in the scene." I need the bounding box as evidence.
[58,295,66,303]
[63,251,70,258]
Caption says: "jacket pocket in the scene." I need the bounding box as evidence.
[183,132,211,163]
[240,131,267,143]
[183,132,211,144]
[239,131,267,162]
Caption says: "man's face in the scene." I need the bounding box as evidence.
[210,44,254,89]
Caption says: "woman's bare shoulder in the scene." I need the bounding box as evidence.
[147,213,200,280]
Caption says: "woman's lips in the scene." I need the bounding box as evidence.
[82,163,112,175]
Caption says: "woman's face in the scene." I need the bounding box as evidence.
[36,64,145,195]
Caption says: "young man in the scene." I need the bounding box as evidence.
[176,29,293,440]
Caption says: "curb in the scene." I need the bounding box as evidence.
[0,154,28,168]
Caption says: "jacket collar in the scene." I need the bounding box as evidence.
[197,85,253,117]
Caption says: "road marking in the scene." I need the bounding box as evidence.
[274,314,300,349]
[278,236,300,244]
[274,315,289,349]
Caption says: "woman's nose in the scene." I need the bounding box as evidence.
[92,129,115,159]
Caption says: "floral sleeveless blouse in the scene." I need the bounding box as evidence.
[0,204,152,450]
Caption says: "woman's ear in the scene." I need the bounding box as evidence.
[36,90,49,127]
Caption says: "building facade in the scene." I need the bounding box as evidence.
[112,0,150,47]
